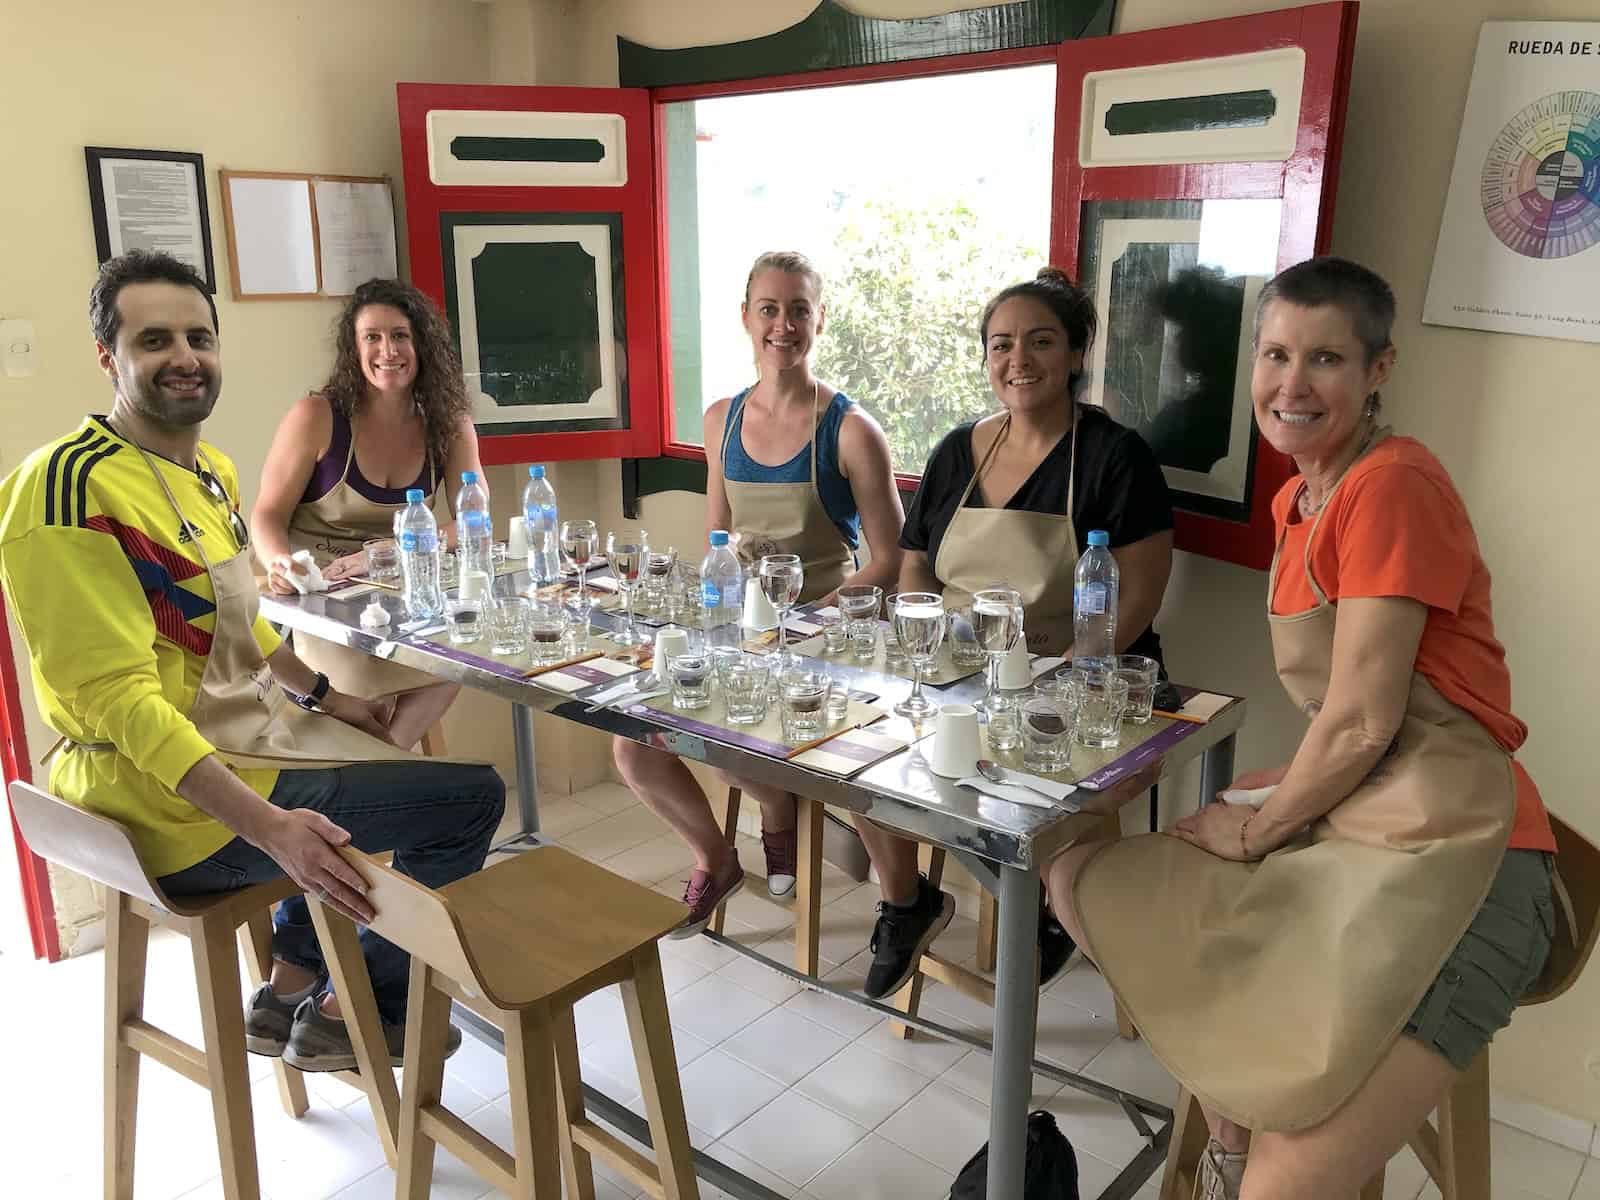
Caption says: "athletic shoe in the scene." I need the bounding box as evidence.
[1038,908,1077,988]
[762,827,798,898]
[281,996,460,1073]
[244,980,320,1057]
[670,860,746,939]
[863,875,954,999]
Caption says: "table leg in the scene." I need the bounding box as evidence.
[512,702,539,836]
[1198,734,1236,810]
[987,864,1042,1200]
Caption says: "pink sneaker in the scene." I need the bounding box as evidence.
[671,861,746,939]
[762,828,798,898]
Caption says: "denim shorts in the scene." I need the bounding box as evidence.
[1403,849,1555,1069]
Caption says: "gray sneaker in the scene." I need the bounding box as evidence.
[281,996,461,1073]
[245,982,313,1057]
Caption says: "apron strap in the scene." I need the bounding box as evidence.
[958,408,1078,518]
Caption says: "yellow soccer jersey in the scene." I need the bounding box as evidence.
[0,416,282,876]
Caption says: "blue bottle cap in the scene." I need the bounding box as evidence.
[529,465,545,478]
[461,470,478,483]
[405,488,424,503]
[1087,530,1109,547]
[709,530,729,547]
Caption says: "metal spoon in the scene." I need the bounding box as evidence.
[976,759,1075,807]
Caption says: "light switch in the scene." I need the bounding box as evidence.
[1,319,37,378]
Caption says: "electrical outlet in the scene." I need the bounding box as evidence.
[1,318,37,378]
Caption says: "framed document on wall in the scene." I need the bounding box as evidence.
[84,146,216,292]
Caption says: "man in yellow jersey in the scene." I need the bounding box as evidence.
[0,251,504,1070]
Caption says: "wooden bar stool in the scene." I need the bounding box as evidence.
[338,841,700,1200]
[8,780,399,1200]
[708,785,824,975]
[1161,814,1600,1200]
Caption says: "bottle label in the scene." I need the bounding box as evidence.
[399,531,418,552]
[701,582,721,608]
[463,512,489,532]
[1076,582,1107,616]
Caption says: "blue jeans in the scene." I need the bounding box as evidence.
[159,760,504,1023]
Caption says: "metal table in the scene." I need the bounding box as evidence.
[263,573,1244,1200]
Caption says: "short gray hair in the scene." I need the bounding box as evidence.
[1253,256,1395,365]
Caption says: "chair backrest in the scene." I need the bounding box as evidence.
[1524,814,1600,1007]
[339,846,481,998]
[8,780,170,911]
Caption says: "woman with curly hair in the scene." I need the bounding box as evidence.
[252,278,483,747]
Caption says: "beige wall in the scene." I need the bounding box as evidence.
[524,0,1600,1124]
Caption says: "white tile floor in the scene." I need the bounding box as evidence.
[6,780,1594,1199]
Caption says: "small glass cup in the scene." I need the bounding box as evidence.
[526,604,567,664]
[947,605,986,668]
[561,600,592,656]
[711,646,745,690]
[363,538,400,583]
[1073,669,1131,749]
[1116,655,1160,724]
[642,548,677,611]
[437,548,459,590]
[489,597,531,656]
[838,584,882,661]
[668,652,712,710]
[778,668,829,742]
[491,541,509,567]
[722,660,770,725]
[1021,695,1073,774]
[819,608,849,654]
[825,679,851,724]
[446,596,483,644]
[844,618,877,661]
[985,692,1023,751]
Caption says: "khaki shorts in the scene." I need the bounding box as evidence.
[1404,849,1555,1070]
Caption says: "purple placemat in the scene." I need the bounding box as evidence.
[1074,688,1239,791]
[403,636,532,681]
[621,704,792,758]
[553,661,637,688]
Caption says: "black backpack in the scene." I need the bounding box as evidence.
[949,1110,1080,1200]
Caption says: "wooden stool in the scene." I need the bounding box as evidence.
[1161,814,1600,1199]
[708,785,824,975]
[342,841,699,1200]
[8,781,399,1200]
[419,719,448,757]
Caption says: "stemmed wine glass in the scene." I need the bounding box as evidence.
[607,528,650,648]
[560,519,598,606]
[892,591,946,719]
[758,554,804,667]
[972,586,1024,716]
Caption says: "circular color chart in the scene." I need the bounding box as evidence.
[1481,90,1600,259]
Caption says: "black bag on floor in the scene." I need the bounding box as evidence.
[949,1109,1080,1200]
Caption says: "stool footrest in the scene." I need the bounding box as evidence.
[419,1103,516,1193]
[571,1118,663,1199]
[920,952,996,1005]
[123,1018,208,1087]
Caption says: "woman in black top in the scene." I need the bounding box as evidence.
[856,266,1174,1001]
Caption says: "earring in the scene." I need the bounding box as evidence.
[1363,393,1379,419]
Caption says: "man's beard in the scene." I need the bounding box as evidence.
[127,367,220,427]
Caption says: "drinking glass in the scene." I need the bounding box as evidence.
[838,584,882,661]
[562,598,592,656]
[436,548,458,590]
[892,592,945,719]
[1072,668,1130,749]
[985,692,1022,751]
[607,528,651,648]
[1021,695,1073,773]
[973,586,1024,717]
[560,518,599,605]
[819,608,849,654]
[758,554,804,667]
[643,547,677,612]
[825,679,851,724]
[668,652,712,710]
[711,646,745,690]
[722,660,771,725]
[446,596,483,644]
[489,597,531,656]
[947,605,987,668]
[778,668,830,742]
[527,604,568,664]
[882,591,907,666]
[363,538,400,584]
[1116,655,1160,724]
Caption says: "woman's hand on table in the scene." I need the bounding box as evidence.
[1219,764,1290,799]
[266,554,308,595]
[1171,801,1258,862]
[322,550,368,583]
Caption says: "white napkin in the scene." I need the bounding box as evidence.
[284,549,328,594]
[1220,784,1276,809]
[957,775,1079,811]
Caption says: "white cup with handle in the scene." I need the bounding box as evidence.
[930,703,981,779]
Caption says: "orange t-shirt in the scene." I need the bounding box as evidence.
[1269,436,1554,852]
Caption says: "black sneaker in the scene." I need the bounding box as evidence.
[863,875,954,1000]
[1038,907,1076,988]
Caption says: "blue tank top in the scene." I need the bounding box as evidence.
[722,388,861,549]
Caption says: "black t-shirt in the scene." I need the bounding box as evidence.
[901,405,1173,664]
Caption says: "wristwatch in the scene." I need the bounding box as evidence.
[294,671,331,711]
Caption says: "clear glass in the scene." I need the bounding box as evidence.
[710,646,745,689]
[779,668,830,743]
[1116,654,1160,724]
[489,597,531,656]
[838,584,883,661]
[1072,668,1131,749]
[722,661,770,725]
[882,591,906,665]
[972,586,1023,716]
[643,547,677,612]
[526,604,567,664]
[892,592,945,719]
[363,538,400,584]
[561,599,592,657]
[758,553,804,667]
[668,652,712,710]
[985,693,1022,752]
[825,679,851,724]
[947,605,986,668]
[1021,695,1073,774]
[819,608,849,655]
[446,597,483,644]
[607,527,651,649]
[662,66,1054,470]
[560,519,599,605]
[436,548,458,591]
[491,541,508,567]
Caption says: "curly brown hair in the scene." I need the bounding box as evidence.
[319,279,471,469]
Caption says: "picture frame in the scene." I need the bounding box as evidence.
[84,146,216,293]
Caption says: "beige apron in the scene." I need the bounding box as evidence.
[721,384,856,605]
[1072,430,1515,1131]
[934,413,1078,653]
[285,407,440,699]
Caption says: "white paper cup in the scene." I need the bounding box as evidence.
[652,627,690,682]
[459,568,491,602]
[507,515,530,559]
[742,577,778,631]
[930,703,981,779]
[997,640,1033,690]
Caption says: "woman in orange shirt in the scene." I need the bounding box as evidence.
[1047,258,1555,1198]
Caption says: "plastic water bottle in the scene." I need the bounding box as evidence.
[1073,529,1119,673]
[522,465,560,585]
[397,488,444,620]
[456,470,493,576]
[699,529,744,649]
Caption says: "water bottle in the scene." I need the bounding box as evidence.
[522,465,560,585]
[455,470,493,576]
[1073,529,1119,673]
[397,488,444,620]
[699,529,744,649]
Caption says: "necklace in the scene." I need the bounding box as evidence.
[1298,420,1380,518]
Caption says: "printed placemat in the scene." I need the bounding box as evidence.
[788,623,985,686]
[789,723,913,778]
[621,690,886,761]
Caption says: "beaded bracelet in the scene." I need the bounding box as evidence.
[1240,812,1254,860]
